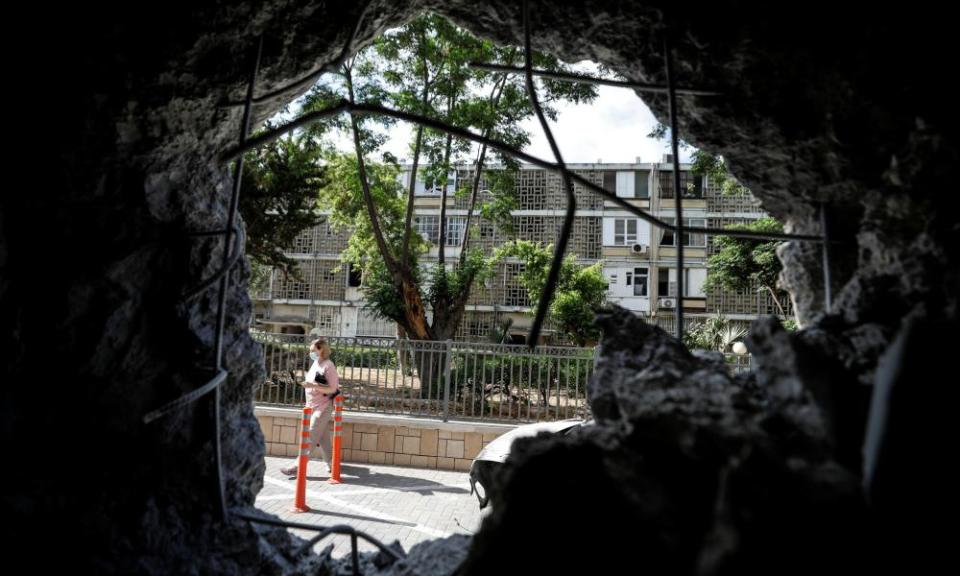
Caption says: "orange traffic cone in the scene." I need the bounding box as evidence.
[291,406,313,513]
[328,395,344,484]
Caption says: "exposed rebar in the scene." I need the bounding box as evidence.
[468,62,721,96]
[522,0,577,348]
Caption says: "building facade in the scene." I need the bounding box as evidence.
[252,157,791,343]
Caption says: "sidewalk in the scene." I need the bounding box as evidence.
[256,456,488,559]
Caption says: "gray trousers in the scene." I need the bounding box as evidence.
[293,403,334,466]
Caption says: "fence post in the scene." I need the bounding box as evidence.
[442,339,453,423]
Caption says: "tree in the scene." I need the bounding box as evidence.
[682,313,748,352]
[239,131,328,276]
[691,151,750,196]
[702,217,790,317]
[496,240,608,346]
[303,13,597,346]
[647,122,749,196]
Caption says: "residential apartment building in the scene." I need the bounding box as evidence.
[251,156,791,343]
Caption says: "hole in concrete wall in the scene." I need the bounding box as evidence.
[7,2,956,573]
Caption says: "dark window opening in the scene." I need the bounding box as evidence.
[348,264,363,287]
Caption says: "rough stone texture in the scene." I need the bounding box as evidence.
[3,1,956,574]
[463,309,868,574]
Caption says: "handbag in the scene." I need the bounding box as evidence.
[314,363,338,398]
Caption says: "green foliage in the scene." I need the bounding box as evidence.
[239,133,328,276]
[496,240,608,346]
[254,13,599,339]
[449,349,595,403]
[487,317,514,344]
[328,345,400,369]
[691,150,750,196]
[427,247,496,305]
[681,313,748,352]
[703,217,789,317]
[479,169,519,237]
[647,123,749,196]
[703,217,784,294]
[319,153,420,324]
[247,259,272,295]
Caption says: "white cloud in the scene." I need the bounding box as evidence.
[321,60,695,165]
[521,84,691,164]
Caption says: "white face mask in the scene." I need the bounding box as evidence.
[309,351,319,361]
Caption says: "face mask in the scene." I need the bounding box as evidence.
[309,352,319,361]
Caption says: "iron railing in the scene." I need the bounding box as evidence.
[253,330,754,421]
[252,332,596,424]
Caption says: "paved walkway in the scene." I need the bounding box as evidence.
[256,456,488,559]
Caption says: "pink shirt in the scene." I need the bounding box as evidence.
[305,359,340,411]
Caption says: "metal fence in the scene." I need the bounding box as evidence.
[252,331,756,423]
[253,332,596,424]
[722,352,753,374]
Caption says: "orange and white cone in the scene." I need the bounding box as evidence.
[291,406,313,513]
[328,395,344,484]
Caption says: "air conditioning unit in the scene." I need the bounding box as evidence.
[658,298,676,309]
[630,243,648,255]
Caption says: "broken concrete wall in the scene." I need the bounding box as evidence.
[2,1,955,573]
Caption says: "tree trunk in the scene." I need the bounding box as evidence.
[401,125,424,263]
[437,95,455,268]
[414,346,448,401]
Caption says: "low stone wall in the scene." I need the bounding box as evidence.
[255,406,516,471]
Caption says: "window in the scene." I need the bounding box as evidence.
[480,221,495,238]
[402,169,457,196]
[685,218,706,247]
[635,170,650,198]
[658,267,702,297]
[313,309,337,333]
[659,218,707,247]
[660,219,675,246]
[445,216,466,247]
[414,170,457,196]
[615,171,635,198]
[633,267,649,296]
[603,170,616,193]
[614,218,638,245]
[415,215,440,243]
[658,171,704,199]
[348,263,362,287]
[658,267,675,296]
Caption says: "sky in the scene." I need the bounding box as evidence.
[292,60,695,166]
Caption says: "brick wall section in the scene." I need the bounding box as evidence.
[256,408,513,471]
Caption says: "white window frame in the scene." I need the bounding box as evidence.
[615,171,635,198]
[412,170,457,196]
[686,218,706,247]
[415,215,440,243]
[614,218,638,245]
[445,216,466,247]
